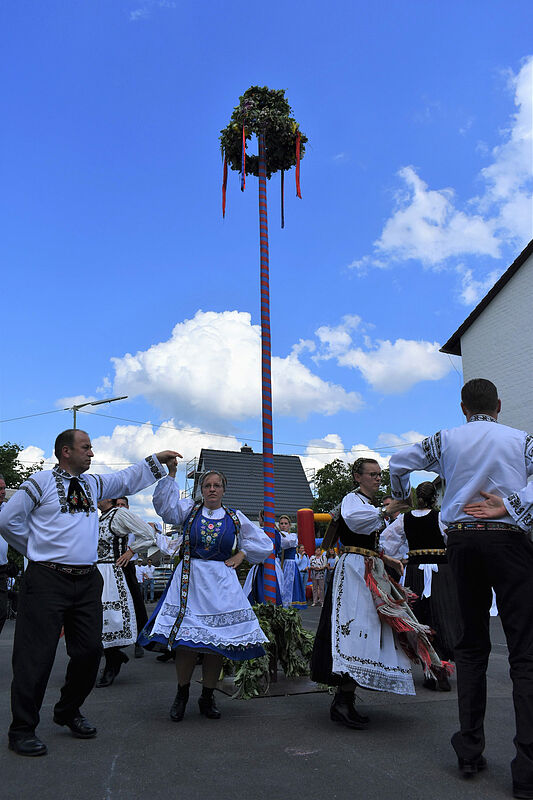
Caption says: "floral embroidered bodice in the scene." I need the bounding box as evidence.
[189,512,237,561]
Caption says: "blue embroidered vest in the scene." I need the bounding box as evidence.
[189,511,237,561]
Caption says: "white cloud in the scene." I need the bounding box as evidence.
[313,317,453,393]
[55,394,97,409]
[456,265,503,305]
[111,310,363,424]
[17,445,50,472]
[349,57,533,300]
[373,166,500,266]
[338,338,453,393]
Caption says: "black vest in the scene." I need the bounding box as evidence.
[338,513,380,553]
[403,509,447,564]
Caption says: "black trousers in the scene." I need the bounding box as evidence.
[123,562,148,631]
[447,530,533,788]
[10,562,103,737]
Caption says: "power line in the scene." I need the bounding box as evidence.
[0,409,63,424]
[78,409,418,454]
[2,407,424,459]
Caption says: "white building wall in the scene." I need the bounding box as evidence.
[460,252,533,434]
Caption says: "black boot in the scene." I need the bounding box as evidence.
[96,649,129,688]
[198,687,221,719]
[170,683,190,722]
[330,690,369,729]
[434,666,451,692]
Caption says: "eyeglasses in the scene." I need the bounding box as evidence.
[362,471,382,479]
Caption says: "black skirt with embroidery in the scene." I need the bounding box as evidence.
[310,578,345,686]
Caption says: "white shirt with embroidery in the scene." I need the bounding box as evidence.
[389,416,533,531]
[0,455,165,564]
[341,490,384,536]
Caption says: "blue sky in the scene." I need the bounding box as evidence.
[1,1,532,517]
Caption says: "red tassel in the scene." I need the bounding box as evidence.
[295,131,302,199]
[222,154,228,218]
[241,125,246,192]
[281,170,285,228]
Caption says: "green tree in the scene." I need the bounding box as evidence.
[312,459,353,513]
[0,442,43,488]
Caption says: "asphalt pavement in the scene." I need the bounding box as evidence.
[0,606,518,800]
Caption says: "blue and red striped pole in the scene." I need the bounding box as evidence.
[258,131,277,604]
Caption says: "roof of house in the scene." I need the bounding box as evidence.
[440,238,533,356]
[192,446,314,520]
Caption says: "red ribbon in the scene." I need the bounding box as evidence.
[222,154,228,218]
[295,131,302,199]
[281,170,285,229]
[241,125,246,192]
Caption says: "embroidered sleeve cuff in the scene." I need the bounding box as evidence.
[504,495,533,530]
[145,454,165,481]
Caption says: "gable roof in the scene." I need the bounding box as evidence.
[193,447,314,519]
[440,238,533,356]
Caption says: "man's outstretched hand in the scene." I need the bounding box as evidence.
[155,451,182,478]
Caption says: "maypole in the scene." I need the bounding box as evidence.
[220,87,307,604]
[257,131,277,602]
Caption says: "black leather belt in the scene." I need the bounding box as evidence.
[448,522,523,533]
[38,561,96,575]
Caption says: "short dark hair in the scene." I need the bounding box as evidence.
[352,458,380,485]
[112,497,129,507]
[461,379,499,415]
[54,429,82,460]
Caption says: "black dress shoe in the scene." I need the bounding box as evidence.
[8,735,48,757]
[330,692,369,729]
[458,754,487,777]
[96,668,117,688]
[53,715,97,739]
[198,695,221,719]
[170,684,190,722]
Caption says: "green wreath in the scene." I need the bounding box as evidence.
[220,85,307,180]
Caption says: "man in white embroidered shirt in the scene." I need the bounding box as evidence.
[0,429,180,758]
[389,379,533,798]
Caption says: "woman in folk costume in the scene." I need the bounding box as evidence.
[279,514,306,608]
[242,509,284,606]
[311,458,450,729]
[380,481,461,691]
[138,462,272,721]
[96,499,156,687]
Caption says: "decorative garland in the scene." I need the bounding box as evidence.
[220,85,308,220]
[222,604,315,699]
